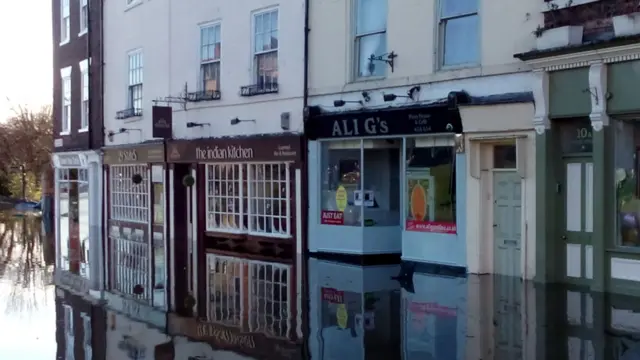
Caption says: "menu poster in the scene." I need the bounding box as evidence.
[405,171,456,234]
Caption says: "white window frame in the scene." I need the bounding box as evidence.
[63,304,74,360]
[206,254,244,326]
[353,0,388,79]
[252,8,279,90]
[109,165,149,223]
[60,66,72,135]
[81,312,92,360]
[204,163,292,238]
[127,49,143,115]
[61,0,70,45]
[79,59,89,131]
[79,0,88,36]
[248,260,291,339]
[199,22,221,92]
[437,0,480,69]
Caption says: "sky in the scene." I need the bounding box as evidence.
[0,1,53,121]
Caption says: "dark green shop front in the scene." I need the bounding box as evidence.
[537,61,640,296]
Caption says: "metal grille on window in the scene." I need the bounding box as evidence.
[111,226,149,301]
[206,164,245,232]
[249,260,291,338]
[248,163,290,236]
[110,165,148,222]
[63,304,75,360]
[207,254,243,327]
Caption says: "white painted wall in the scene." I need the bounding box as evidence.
[308,0,541,97]
[104,0,306,145]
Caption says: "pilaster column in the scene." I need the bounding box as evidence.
[532,69,550,135]
[87,152,103,291]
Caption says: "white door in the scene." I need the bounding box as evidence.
[493,171,522,277]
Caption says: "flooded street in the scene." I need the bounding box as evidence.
[5,214,640,358]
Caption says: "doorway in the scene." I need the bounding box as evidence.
[560,157,594,286]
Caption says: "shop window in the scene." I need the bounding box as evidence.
[205,163,291,237]
[81,313,92,360]
[249,260,291,338]
[405,138,457,233]
[493,144,516,169]
[110,165,149,223]
[57,168,90,277]
[615,120,640,248]
[320,140,400,227]
[63,304,74,360]
[207,254,243,326]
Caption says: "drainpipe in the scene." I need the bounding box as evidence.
[301,0,311,356]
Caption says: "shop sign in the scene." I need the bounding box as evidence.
[103,143,165,164]
[53,153,88,168]
[305,105,462,140]
[152,105,173,139]
[54,269,90,294]
[167,134,301,163]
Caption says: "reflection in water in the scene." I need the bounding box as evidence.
[0,213,55,359]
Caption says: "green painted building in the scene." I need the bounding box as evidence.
[517,41,640,296]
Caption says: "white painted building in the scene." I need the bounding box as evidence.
[305,0,541,279]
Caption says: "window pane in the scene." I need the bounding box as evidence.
[357,33,386,77]
[363,145,401,226]
[616,120,640,247]
[443,15,478,66]
[356,0,387,34]
[405,140,457,233]
[320,141,361,226]
[271,11,278,31]
[256,52,278,89]
[202,62,220,91]
[255,13,263,36]
[494,145,517,169]
[441,0,477,18]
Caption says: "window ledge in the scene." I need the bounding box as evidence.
[78,29,87,37]
[125,1,143,12]
[59,131,71,136]
[59,39,70,46]
[607,247,640,255]
[248,232,292,239]
[78,128,89,133]
[437,63,481,73]
[123,117,142,124]
[541,0,601,12]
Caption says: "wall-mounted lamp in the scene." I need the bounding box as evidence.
[383,85,421,102]
[186,122,210,128]
[367,51,398,75]
[106,127,141,142]
[333,100,362,107]
[230,117,256,125]
[361,91,371,103]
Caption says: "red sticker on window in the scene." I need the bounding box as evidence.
[321,210,344,225]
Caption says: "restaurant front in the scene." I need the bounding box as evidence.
[102,141,168,327]
[304,97,467,267]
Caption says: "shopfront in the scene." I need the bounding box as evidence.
[305,102,466,267]
[165,134,304,316]
[52,150,102,296]
[518,42,640,295]
[102,141,168,326]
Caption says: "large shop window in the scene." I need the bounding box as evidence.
[615,120,640,248]
[320,140,401,227]
[58,168,90,277]
[205,163,291,237]
[404,138,457,234]
[109,165,166,307]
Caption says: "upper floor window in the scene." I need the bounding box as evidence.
[200,23,221,92]
[253,9,278,91]
[61,0,70,44]
[128,50,143,114]
[438,0,479,68]
[80,59,89,130]
[60,66,72,134]
[355,0,387,78]
[79,0,88,35]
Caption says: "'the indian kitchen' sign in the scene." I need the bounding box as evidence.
[305,105,462,140]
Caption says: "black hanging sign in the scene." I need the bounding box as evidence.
[304,105,462,140]
[152,105,173,139]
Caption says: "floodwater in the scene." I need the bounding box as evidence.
[4,214,640,359]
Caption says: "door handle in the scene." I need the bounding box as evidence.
[561,235,567,240]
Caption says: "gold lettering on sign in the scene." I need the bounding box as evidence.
[195,146,254,160]
[274,144,296,157]
[118,150,138,162]
[196,324,257,348]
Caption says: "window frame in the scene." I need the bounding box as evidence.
[81,312,92,360]
[79,59,89,131]
[437,0,480,70]
[204,162,292,238]
[248,259,292,339]
[199,22,222,92]
[252,8,279,90]
[127,49,143,116]
[79,0,88,35]
[353,0,388,80]
[60,66,72,135]
[61,0,70,44]
[63,304,75,360]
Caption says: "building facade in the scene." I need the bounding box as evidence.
[305,0,540,274]
[515,0,640,294]
[51,0,105,298]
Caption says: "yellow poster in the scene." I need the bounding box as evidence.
[335,186,347,212]
[336,303,348,329]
